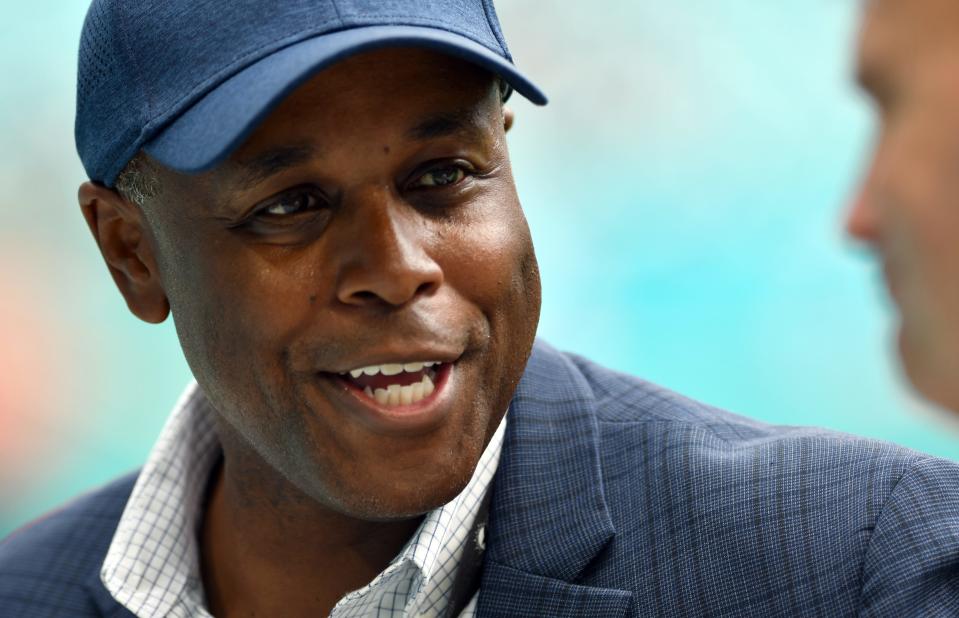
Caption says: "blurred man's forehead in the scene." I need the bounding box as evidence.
[859,0,959,49]
[858,0,959,98]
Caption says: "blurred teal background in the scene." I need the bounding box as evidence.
[3,0,958,538]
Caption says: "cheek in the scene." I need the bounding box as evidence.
[869,117,955,258]
[441,193,540,320]
[161,230,322,412]
[890,132,959,275]
[870,114,959,350]
[437,189,542,402]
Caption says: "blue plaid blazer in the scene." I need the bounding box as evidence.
[3,340,959,616]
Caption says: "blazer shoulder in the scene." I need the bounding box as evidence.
[563,350,779,440]
[563,349,945,465]
[551,349,959,613]
[859,454,959,615]
[0,471,139,616]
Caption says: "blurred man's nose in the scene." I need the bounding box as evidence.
[333,189,443,309]
[845,192,880,243]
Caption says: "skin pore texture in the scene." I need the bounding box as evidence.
[848,0,959,413]
[78,48,542,616]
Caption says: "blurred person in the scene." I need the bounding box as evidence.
[848,0,959,414]
[3,0,959,616]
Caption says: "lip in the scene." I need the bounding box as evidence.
[319,362,456,436]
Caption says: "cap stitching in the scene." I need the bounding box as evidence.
[113,0,155,118]
[332,14,501,55]
[478,0,508,57]
[329,0,344,23]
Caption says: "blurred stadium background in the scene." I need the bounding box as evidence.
[3,0,958,537]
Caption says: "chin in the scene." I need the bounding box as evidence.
[325,463,475,522]
[287,433,482,521]
[898,327,959,413]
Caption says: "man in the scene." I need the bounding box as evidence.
[2,0,959,616]
[847,0,959,414]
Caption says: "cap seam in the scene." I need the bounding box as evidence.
[113,0,155,120]
[329,0,344,23]
[479,0,509,58]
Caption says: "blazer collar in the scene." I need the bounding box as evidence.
[478,340,633,616]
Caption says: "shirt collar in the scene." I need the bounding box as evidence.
[101,380,505,617]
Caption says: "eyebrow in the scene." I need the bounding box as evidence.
[406,108,488,142]
[232,143,320,191]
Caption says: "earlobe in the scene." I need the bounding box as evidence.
[78,181,171,324]
[503,106,515,133]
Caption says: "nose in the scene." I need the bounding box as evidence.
[334,190,443,308]
[845,191,880,243]
[845,164,881,244]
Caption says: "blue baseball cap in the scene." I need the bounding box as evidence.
[75,0,548,187]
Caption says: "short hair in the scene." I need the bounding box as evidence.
[114,152,160,209]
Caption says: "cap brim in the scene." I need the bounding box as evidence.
[143,25,547,174]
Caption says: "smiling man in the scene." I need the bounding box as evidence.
[112,48,541,617]
[3,1,959,617]
[848,0,959,414]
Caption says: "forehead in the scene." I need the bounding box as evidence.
[859,0,959,69]
[237,48,497,152]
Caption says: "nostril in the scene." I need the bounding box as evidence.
[415,280,438,298]
[352,290,380,303]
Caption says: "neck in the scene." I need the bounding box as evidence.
[200,450,423,617]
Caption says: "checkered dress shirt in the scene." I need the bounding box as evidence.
[100,382,505,617]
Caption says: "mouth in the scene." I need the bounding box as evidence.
[317,359,457,434]
[310,343,466,434]
[335,361,449,408]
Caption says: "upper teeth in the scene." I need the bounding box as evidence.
[345,361,439,379]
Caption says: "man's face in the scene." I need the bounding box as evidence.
[141,48,541,519]
[848,0,959,411]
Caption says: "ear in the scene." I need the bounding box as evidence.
[503,106,514,133]
[78,181,170,324]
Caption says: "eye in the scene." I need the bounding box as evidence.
[410,165,467,189]
[255,189,323,218]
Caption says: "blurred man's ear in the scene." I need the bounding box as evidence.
[504,106,514,133]
[78,181,170,324]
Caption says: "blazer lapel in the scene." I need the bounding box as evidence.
[478,340,633,616]
[479,561,633,617]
